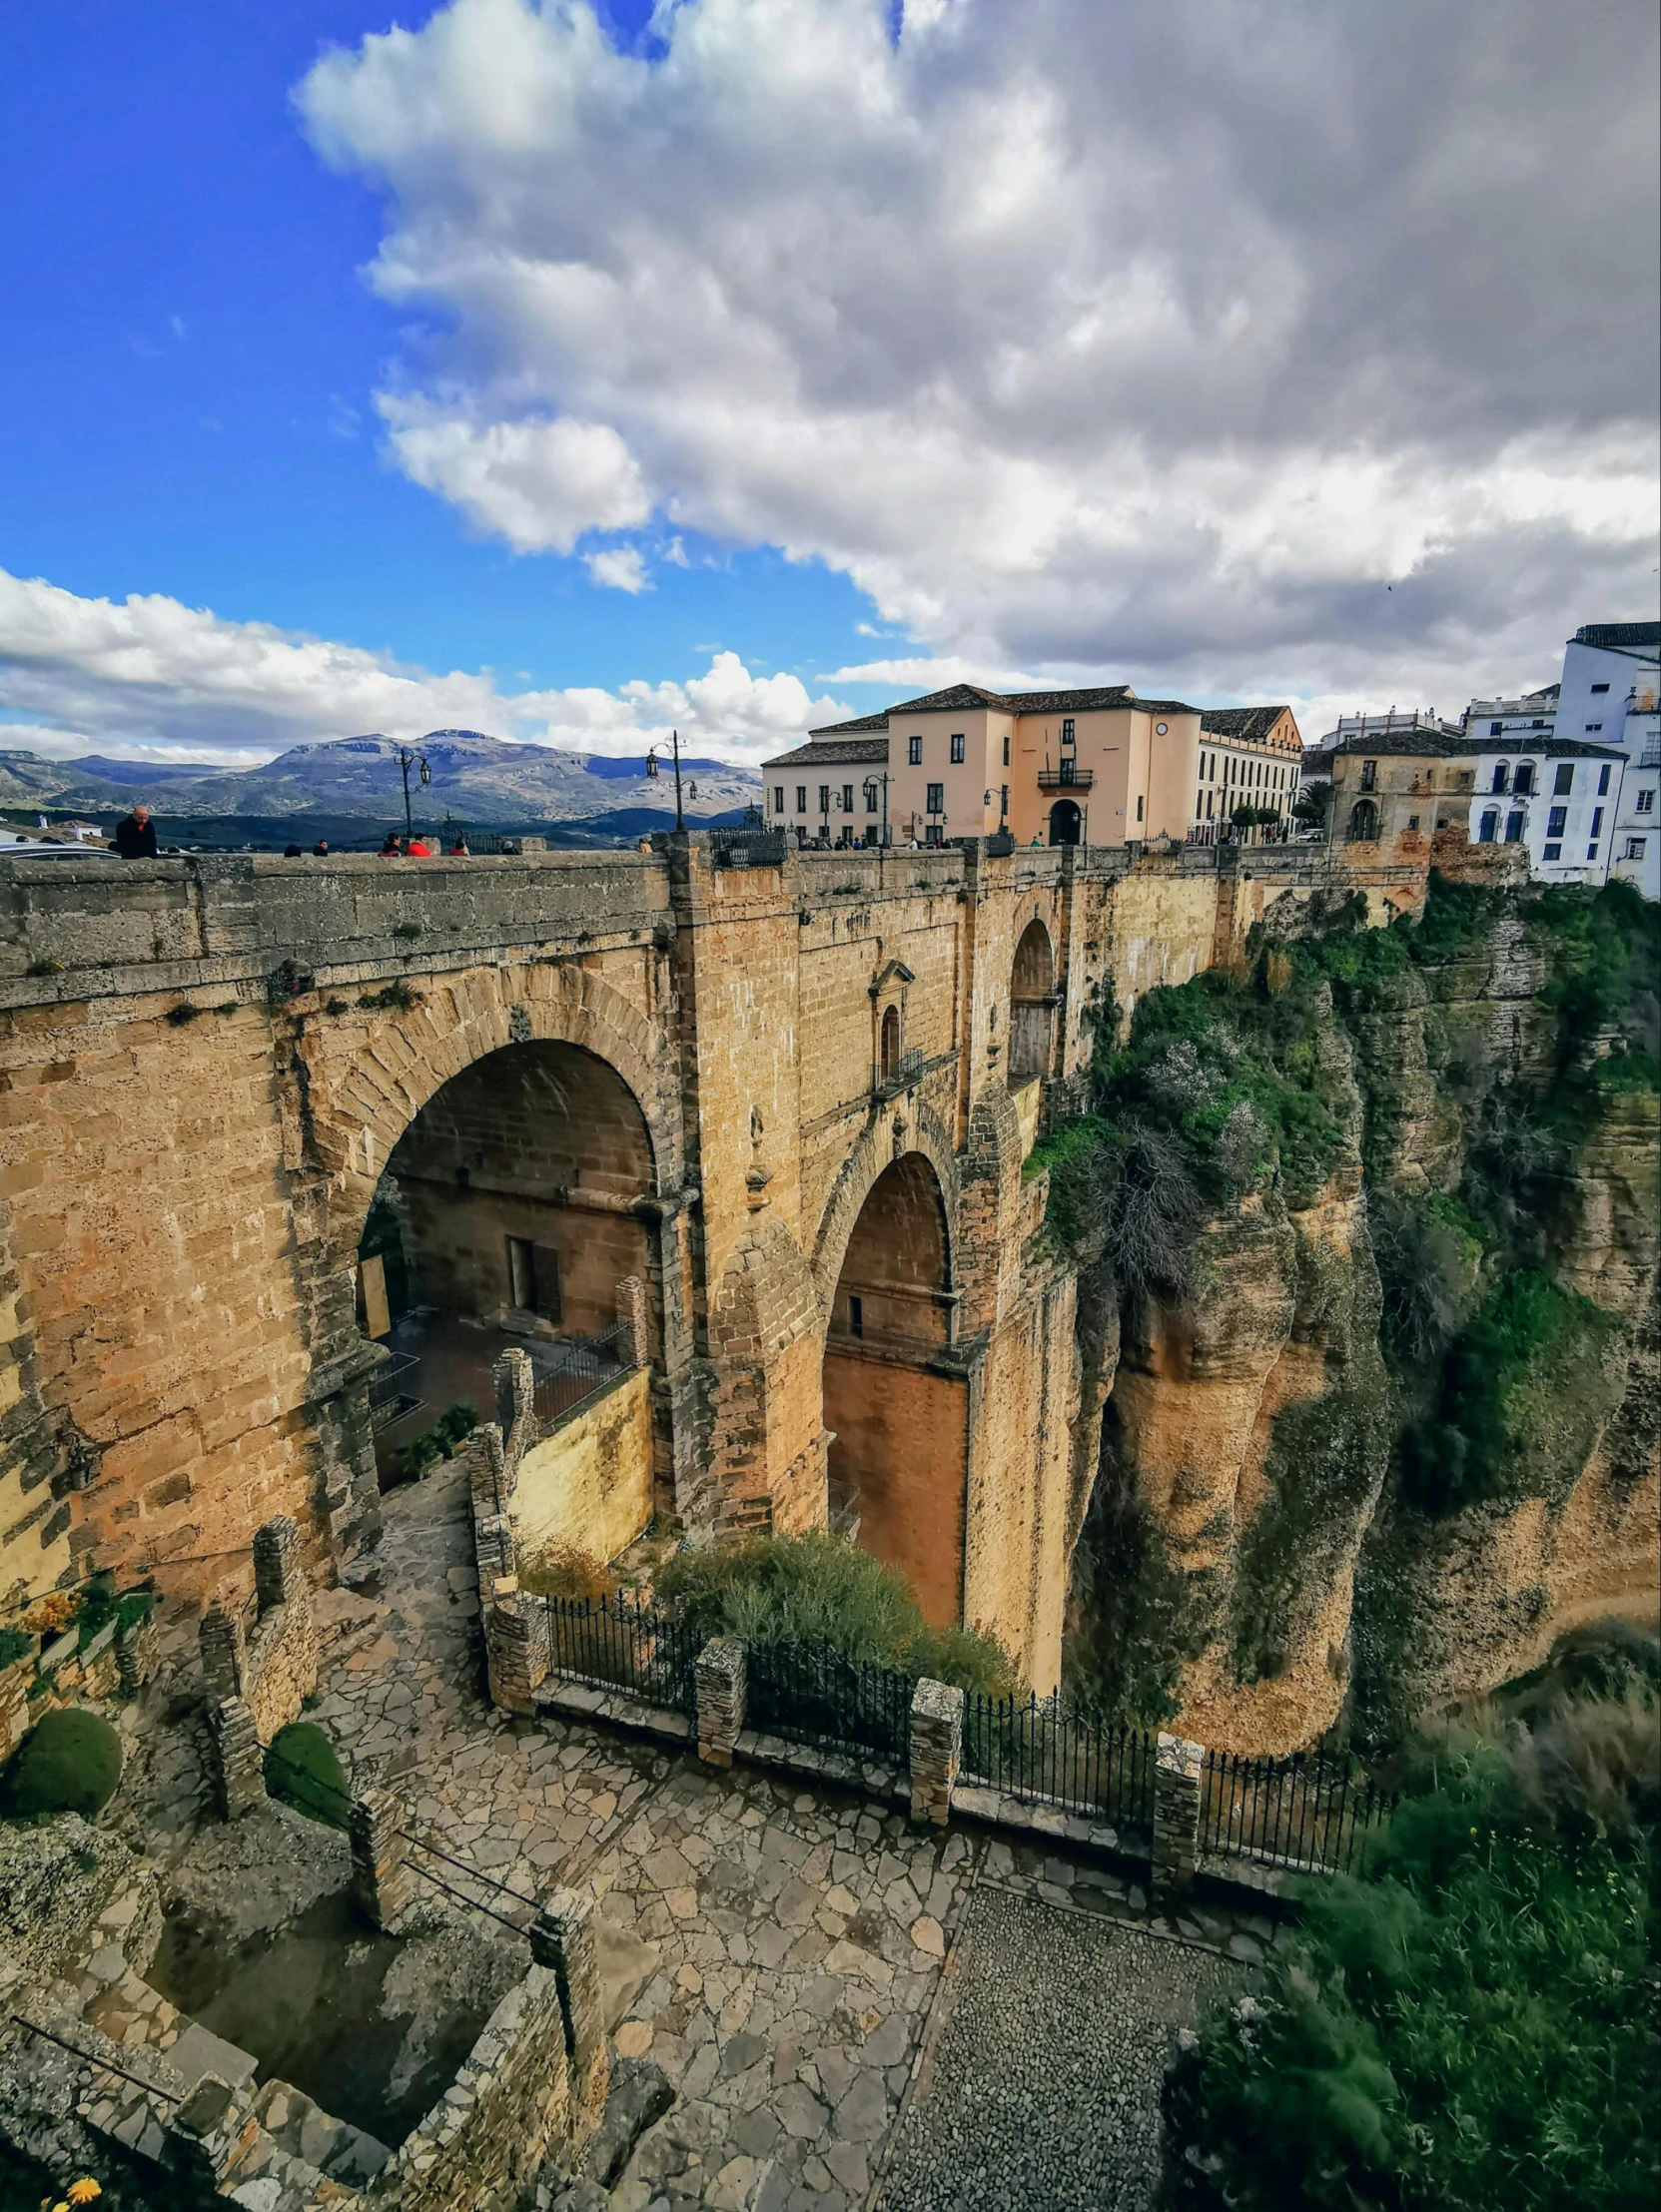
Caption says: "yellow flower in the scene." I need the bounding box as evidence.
[69,2187,104,2207]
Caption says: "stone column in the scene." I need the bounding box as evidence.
[613,1275,649,1369]
[528,1886,606,2074]
[695,1638,746,1768]
[908,1679,964,1827]
[115,1612,160,1696]
[463,1420,510,1519]
[350,1787,415,1931]
[253,1514,306,1614]
[198,1600,246,1706]
[1153,1733,1205,1899]
[493,1347,537,1475]
[206,1697,266,1820]
[484,1579,549,1713]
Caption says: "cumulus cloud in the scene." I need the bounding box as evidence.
[297,0,1659,705]
[584,544,650,593]
[0,567,846,764]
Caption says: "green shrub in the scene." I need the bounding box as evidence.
[1165,1700,1661,2212]
[396,1399,479,1483]
[0,1707,123,1820]
[654,1533,1015,1696]
[265,1721,350,1830]
[0,1627,30,1672]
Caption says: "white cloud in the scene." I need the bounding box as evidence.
[297,0,1659,706]
[584,544,650,592]
[0,567,848,766]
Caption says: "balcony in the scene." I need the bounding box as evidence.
[1037,764,1095,791]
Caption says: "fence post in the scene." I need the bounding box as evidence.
[908,1679,963,1827]
[350,1786,415,1931]
[613,1276,648,1369]
[206,1696,266,1820]
[1153,1733,1205,1899]
[484,1578,549,1714]
[695,1638,746,1767]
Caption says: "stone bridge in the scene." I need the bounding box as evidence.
[0,833,1424,1685]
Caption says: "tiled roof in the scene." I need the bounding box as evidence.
[761,735,891,769]
[802,712,892,736]
[809,680,1200,740]
[1330,731,1626,761]
[1200,706,1291,742]
[1573,621,1660,652]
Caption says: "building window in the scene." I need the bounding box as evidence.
[1490,720,1504,735]
[1407,815,1420,831]
[863,779,879,813]
[1057,759,1078,786]
[818,784,832,816]
[1491,763,1509,793]
[1136,794,1145,822]
[1359,759,1377,791]
[1637,789,1655,814]
[950,733,965,764]
[1513,762,1535,794]
[842,783,854,813]
[1586,722,1603,733]
[924,823,944,846]
[908,735,922,765]
[1590,808,1604,836]
[773,787,784,813]
[1206,792,1215,820]
[1543,843,1562,861]
[1196,789,1205,818]
[795,786,808,813]
[1597,764,1611,795]
[1587,845,1599,861]
[1061,718,1075,745]
[926,782,944,814]
[1002,734,1010,766]
[1591,682,1610,693]
[1626,837,1647,860]
[1479,810,1498,843]
[1505,812,1524,843]
[1546,805,1568,838]
[1554,762,1574,794]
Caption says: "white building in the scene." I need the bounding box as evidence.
[1556,621,1660,756]
[1608,681,1659,902]
[1462,684,1558,744]
[1469,739,1625,885]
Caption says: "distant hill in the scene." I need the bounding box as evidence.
[0,730,765,835]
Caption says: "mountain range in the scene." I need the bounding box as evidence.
[0,730,765,831]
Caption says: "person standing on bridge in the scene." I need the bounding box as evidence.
[113,804,159,858]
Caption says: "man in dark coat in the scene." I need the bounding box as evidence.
[113,805,159,858]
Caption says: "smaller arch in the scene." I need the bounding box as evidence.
[1491,761,1510,794]
[1346,798,1379,843]
[1478,809,1499,844]
[880,1004,901,1083]
[1512,761,1536,795]
[1048,799,1082,847]
[1009,918,1055,1086]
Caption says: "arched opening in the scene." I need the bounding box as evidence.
[357,1040,655,1485]
[1048,799,1082,847]
[880,1004,901,1084]
[1513,761,1536,795]
[1009,919,1055,1086]
[822,1155,967,1629]
[1346,798,1379,842]
[1491,762,1510,794]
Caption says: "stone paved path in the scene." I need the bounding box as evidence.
[105,1462,1267,2210]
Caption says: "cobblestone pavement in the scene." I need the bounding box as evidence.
[103,1463,1270,2210]
[877,1883,1237,2212]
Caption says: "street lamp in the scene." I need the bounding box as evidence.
[398,747,430,845]
[644,728,686,831]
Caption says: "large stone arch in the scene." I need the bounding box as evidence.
[808,1099,961,1324]
[310,961,682,1263]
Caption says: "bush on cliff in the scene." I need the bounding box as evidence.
[654,1532,1015,1697]
[0,1708,123,1822]
[1162,1685,1661,2212]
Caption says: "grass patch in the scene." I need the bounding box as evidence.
[265,1721,350,1830]
[0,1708,123,1821]
[655,1532,1015,1696]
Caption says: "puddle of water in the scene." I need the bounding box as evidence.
[148,1890,500,2145]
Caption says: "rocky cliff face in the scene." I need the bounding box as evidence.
[1062,881,1660,1753]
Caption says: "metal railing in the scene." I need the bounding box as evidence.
[877,1046,925,1093]
[960,1693,1157,1833]
[744,1638,914,1766]
[1037,764,1095,790]
[1199,1746,1390,1874]
[536,1590,702,1714]
[368,1349,422,1432]
[529,1322,633,1428]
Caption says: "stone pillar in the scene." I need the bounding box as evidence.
[473,1509,514,1590]
[909,1678,964,1827]
[206,1697,266,1820]
[253,1514,306,1614]
[198,1599,246,1706]
[613,1276,649,1370]
[484,1579,549,1713]
[350,1786,415,1931]
[115,1611,161,1696]
[463,1420,510,1519]
[493,1347,537,1475]
[528,1886,606,2074]
[1154,1733,1205,1900]
[695,1638,746,1768]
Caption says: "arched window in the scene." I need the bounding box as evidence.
[880,1005,901,1084]
[1478,810,1499,844]
[1048,799,1082,847]
[1513,761,1535,795]
[1009,920,1055,1085]
[1491,762,1510,793]
[1347,798,1379,842]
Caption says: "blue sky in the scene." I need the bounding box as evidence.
[0,0,1653,765]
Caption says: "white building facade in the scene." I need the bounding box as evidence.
[1556,621,1660,757]
[1469,739,1625,885]
[1608,684,1659,902]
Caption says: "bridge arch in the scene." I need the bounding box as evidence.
[1009,917,1055,1086]
[809,1101,961,1323]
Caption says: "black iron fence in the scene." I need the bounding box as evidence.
[1200,1746,1390,1874]
[368,1349,422,1432]
[537,1591,701,1714]
[961,1693,1157,1833]
[745,1638,914,1767]
[530,1322,633,1429]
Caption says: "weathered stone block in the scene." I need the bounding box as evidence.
[695,1637,746,1768]
[350,1785,415,1930]
[206,1696,266,1821]
[908,1677,964,1827]
[1153,1731,1205,1899]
